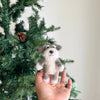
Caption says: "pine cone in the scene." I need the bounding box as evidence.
[16,32,26,42]
[0,50,2,54]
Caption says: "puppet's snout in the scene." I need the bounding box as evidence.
[49,50,54,54]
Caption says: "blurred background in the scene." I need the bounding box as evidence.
[20,0,100,100]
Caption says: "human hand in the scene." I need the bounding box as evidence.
[35,71,72,100]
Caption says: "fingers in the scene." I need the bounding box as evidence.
[57,70,60,82]
[66,79,72,91]
[35,71,44,85]
[65,79,72,100]
[60,71,66,86]
[60,71,72,91]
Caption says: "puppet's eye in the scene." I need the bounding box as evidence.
[46,45,50,48]
[52,45,56,48]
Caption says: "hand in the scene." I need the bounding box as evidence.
[35,71,72,100]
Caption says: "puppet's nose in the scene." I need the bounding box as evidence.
[49,50,54,54]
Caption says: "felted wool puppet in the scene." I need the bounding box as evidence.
[36,44,64,84]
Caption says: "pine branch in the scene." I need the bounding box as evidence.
[0,32,4,37]
[0,0,81,99]
[66,73,75,83]
[15,21,27,33]
[27,12,39,39]
[0,20,3,27]
[45,25,61,33]
[9,0,41,22]
[24,0,39,6]
[10,4,24,22]
[0,6,1,15]
[9,5,24,20]
[60,58,74,65]
[1,0,10,37]
[34,2,43,9]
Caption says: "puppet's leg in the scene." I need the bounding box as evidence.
[43,72,49,83]
[59,65,64,72]
[51,73,57,84]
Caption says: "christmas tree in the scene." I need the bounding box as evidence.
[0,0,80,100]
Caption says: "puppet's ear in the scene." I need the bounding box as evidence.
[55,44,62,51]
[39,46,44,53]
[39,45,46,53]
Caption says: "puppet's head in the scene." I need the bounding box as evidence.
[39,44,62,60]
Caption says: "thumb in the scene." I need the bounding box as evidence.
[35,71,44,85]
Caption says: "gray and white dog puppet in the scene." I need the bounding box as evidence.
[36,44,64,84]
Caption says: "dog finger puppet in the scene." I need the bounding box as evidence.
[36,44,64,84]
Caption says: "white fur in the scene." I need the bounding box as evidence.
[43,48,59,60]
[45,57,57,74]
[51,79,57,84]
[43,48,59,74]
[43,78,49,83]
[36,63,43,70]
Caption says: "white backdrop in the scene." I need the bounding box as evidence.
[20,0,100,100]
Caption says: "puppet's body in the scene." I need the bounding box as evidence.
[36,44,64,84]
[45,57,57,74]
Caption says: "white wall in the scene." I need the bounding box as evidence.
[21,0,100,100]
[39,0,100,100]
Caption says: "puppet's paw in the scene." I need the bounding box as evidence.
[36,63,43,70]
[43,78,49,83]
[51,79,57,84]
[59,65,64,72]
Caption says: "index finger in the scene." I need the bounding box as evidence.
[60,71,66,86]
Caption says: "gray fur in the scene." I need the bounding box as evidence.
[55,59,62,67]
[43,72,49,80]
[39,45,46,53]
[55,44,62,50]
[52,72,57,81]
[39,59,45,66]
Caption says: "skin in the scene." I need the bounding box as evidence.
[35,71,72,100]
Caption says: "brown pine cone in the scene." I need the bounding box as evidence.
[16,32,26,42]
[0,50,2,54]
